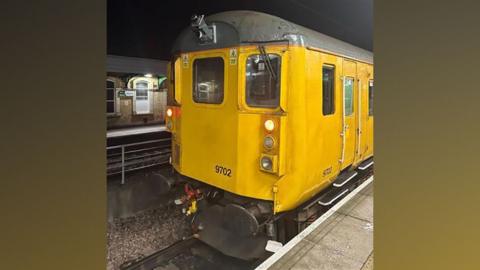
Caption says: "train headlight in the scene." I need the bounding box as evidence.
[166,108,173,117]
[264,120,275,132]
[260,156,273,171]
[263,136,275,149]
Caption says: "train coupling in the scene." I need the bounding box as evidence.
[174,184,202,216]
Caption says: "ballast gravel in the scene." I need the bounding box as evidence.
[107,205,190,270]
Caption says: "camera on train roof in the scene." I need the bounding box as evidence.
[190,14,216,44]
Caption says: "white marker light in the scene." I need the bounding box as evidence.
[264,120,275,132]
[145,73,153,78]
[166,108,173,117]
[264,136,275,149]
[261,156,273,171]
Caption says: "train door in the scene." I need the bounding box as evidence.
[304,49,343,186]
[354,64,368,163]
[135,80,151,114]
[340,60,357,169]
[179,51,241,190]
[365,72,374,158]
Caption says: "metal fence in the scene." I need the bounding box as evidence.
[106,138,171,184]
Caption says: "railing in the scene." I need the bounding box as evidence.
[107,138,171,184]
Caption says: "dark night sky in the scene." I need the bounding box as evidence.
[107,0,372,60]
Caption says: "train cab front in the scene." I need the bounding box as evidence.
[164,14,290,260]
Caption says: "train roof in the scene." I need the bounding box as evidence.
[172,10,373,64]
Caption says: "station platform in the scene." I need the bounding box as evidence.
[107,125,166,138]
[257,177,373,270]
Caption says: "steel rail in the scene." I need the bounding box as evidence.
[120,237,199,270]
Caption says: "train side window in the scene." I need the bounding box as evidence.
[168,59,177,106]
[369,80,374,116]
[322,65,335,115]
[344,77,354,116]
[106,79,115,114]
[170,57,182,105]
[246,54,281,108]
[193,57,224,104]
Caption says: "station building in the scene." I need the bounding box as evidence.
[106,55,168,129]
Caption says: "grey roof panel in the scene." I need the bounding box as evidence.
[206,10,373,63]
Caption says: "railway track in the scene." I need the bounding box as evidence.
[119,168,373,270]
[120,236,262,270]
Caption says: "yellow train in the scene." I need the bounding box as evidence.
[165,11,373,259]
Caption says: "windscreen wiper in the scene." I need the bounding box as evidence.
[258,45,277,81]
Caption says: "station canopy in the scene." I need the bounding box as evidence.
[107,54,168,77]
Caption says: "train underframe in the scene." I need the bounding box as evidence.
[155,162,372,261]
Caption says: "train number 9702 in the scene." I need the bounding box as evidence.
[215,165,232,177]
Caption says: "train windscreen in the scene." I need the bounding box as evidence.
[245,54,281,108]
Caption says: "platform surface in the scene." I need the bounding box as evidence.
[107,125,166,138]
[258,178,373,270]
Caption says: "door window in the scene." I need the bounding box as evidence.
[368,80,374,116]
[344,77,354,116]
[322,66,335,115]
[193,57,224,104]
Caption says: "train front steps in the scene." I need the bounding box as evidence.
[318,158,373,207]
[358,157,374,170]
[318,170,356,206]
